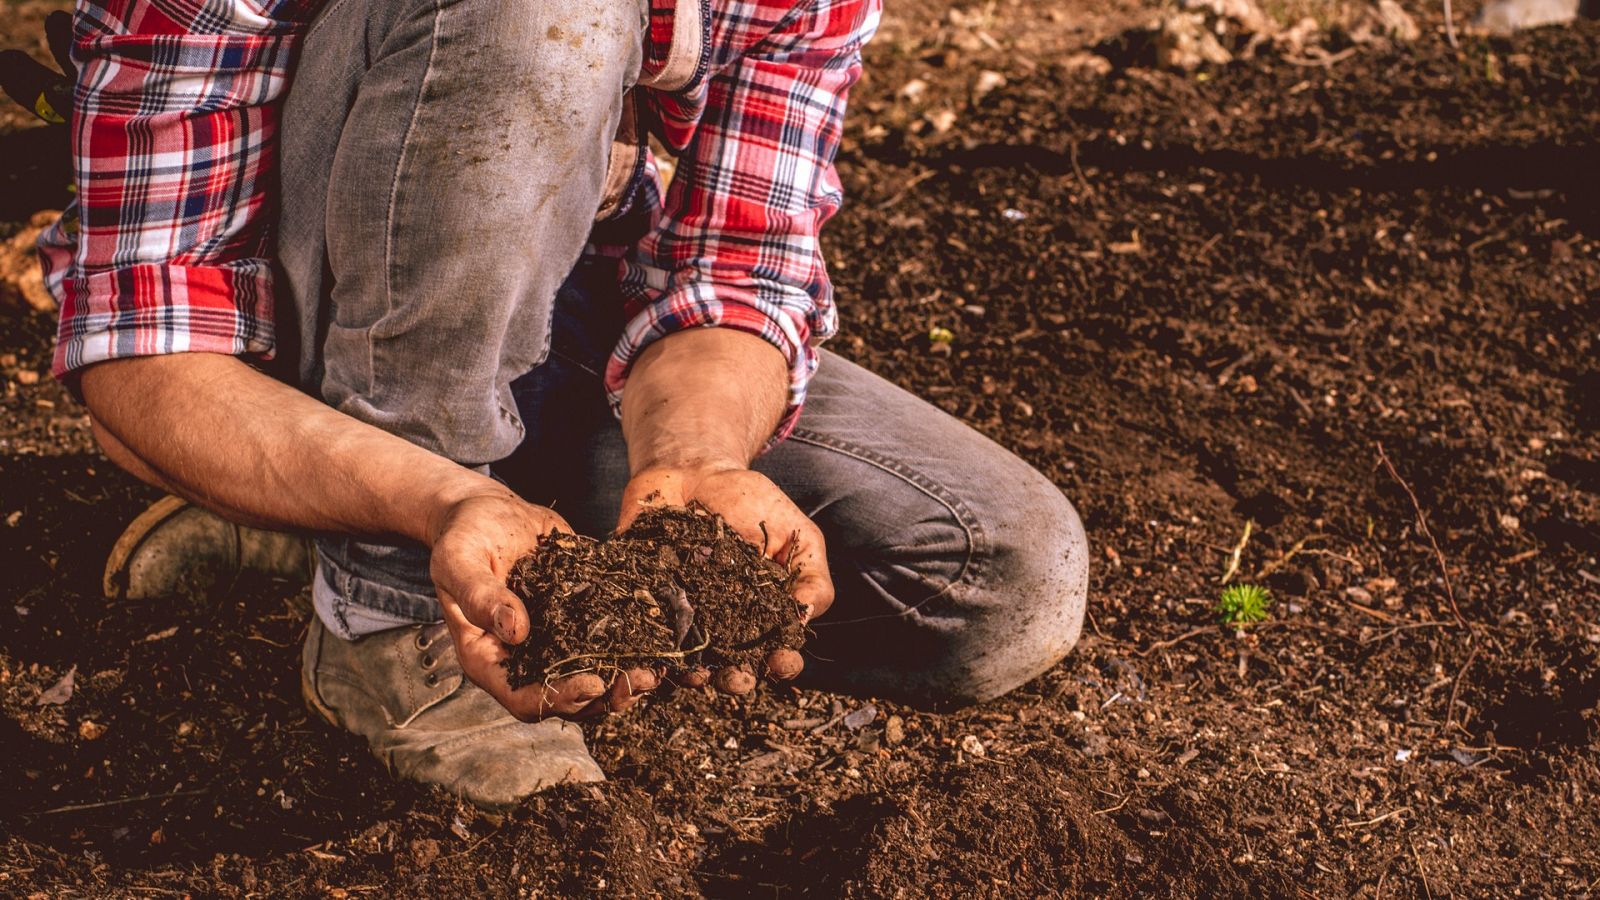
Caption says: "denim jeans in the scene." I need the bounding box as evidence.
[277,0,1088,706]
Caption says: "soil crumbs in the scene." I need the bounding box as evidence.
[503,504,803,689]
[4,0,1600,897]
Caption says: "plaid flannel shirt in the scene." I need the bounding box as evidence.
[41,0,879,441]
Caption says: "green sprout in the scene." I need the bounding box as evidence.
[1217,583,1272,628]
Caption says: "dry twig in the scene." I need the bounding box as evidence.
[1374,442,1466,627]
[1443,644,1479,733]
[1220,519,1254,585]
[1337,806,1412,829]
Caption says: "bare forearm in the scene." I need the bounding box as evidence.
[620,328,789,473]
[80,353,507,542]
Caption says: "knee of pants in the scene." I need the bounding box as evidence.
[828,462,1088,707]
[957,470,1090,703]
[893,464,1087,707]
[428,0,645,103]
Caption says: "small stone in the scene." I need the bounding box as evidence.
[1156,13,1233,70]
[14,369,39,385]
[36,665,76,705]
[843,704,878,731]
[884,715,905,746]
[1061,52,1112,77]
[972,70,1006,102]
[898,78,929,102]
[410,838,441,867]
[960,734,986,757]
[77,719,106,740]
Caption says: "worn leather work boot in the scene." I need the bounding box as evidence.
[301,618,604,809]
[103,496,315,600]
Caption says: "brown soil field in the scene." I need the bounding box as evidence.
[3,0,1598,896]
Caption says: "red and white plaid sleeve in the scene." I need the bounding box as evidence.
[42,0,317,381]
[609,0,881,443]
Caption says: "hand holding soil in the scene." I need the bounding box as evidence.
[428,491,647,720]
[500,503,809,705]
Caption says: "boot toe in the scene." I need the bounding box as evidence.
[430,719,606,809]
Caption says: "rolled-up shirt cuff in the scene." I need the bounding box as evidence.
[604,285,818,448]
[49,258,277,383]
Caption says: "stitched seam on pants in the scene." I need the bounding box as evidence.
[379,0,445,402]
[785,427,989,612]
[305,0,357,38]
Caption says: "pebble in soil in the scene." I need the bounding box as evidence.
[501,503,806,689]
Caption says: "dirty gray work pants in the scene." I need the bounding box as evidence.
[276,0,1088,706]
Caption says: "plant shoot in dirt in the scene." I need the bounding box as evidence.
[1216,583,1272,627]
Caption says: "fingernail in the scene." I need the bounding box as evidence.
[493,605,515,640]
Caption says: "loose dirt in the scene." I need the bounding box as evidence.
[502,504,804,689]
[3,0,1598,896]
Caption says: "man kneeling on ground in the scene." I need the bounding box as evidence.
[14,0,1088,809]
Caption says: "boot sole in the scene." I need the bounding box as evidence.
[102,494,191,599]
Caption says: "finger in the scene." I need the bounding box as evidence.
[677,666,711,688]
[779,525,834,621]
[523,672,607,720]
[765,648,804,681]
[571,666,659,719]
[442,602,607,720]
[713,665,756,695]
[604,666,659,714]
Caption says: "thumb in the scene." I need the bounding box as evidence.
[431,546,530,645]
[461,580,530,645]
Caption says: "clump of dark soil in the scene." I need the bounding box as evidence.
[846,756,1127,897]
[491,782,688,896]
[1468,636,1600,750]
[501,504,805,688]
[842,756,1295,898]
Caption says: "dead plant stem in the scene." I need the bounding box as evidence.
[1374,442,1465,627]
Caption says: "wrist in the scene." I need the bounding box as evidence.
[631,455,746,479]
[418,472,515,546]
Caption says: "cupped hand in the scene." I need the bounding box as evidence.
[618,465,831,693]
[428,490,659,720]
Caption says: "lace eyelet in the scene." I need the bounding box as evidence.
[414,632,432,650]
[420,654,437,670]
[425,673,439,687]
